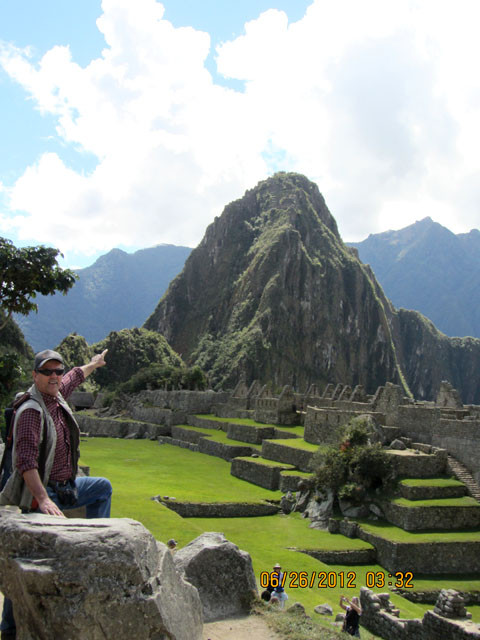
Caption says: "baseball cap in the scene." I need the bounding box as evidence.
[34,350,65,371]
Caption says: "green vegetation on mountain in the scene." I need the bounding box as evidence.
[145,173,480,403]
[145,172,406,393]
[53,328,206,392]
[15,244,191,350]
[0,314,34,433]
[350,217,480,338]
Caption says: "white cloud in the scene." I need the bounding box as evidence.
[216,0,480,238]
[1,0,480,262]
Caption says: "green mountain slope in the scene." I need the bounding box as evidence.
[145,173,407,393]
[145,173,480,403]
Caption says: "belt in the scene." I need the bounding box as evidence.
[48,479,71,488]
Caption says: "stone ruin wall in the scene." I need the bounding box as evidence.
[300,381,480,485]
[360,587,480,640]
[69,378,480,484]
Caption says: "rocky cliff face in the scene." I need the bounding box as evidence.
[145,173,405,393]
[145,173,480,402]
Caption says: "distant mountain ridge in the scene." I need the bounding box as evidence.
[15,244,191,351]
[349,217,480,338]
[144,172,480,403]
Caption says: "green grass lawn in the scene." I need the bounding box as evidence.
[390,496,480,508]
[358,519,480,542]
[196,414,305,437]
[265,438,323,452]
[281,470,313,478]
[174,424,264,450]
[78,437,480,625]
[399,477,464,488]
[235,455,296,469]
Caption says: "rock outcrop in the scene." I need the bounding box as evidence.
[145,172,406,394]
[145,172,480,403]
[174,532,257,622]
[0,510,202,640]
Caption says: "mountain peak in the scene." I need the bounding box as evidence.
[145,173,404,391]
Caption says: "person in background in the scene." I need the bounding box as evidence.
[270,563,288,608]
[340,594,362,637]
[167,539,177,554]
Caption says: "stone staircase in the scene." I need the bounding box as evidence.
[447,455,480,502]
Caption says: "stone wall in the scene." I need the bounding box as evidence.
[197,438,254,461]
[171,425,211,444]
[385,448,447,478]
[70,391,95,409]
[75,414,170,439]
[131,405,185,426]
[360,587,480,640]
[261,440,314,472]
[137,389,230,413]
[159,500,279,517]
[303,408,385,445]
[380,499,480,531]
[226,423,275,444]
[279,471,313,492]
[399,483,465,500]
[298,548,376,565]
[254,397,279,424]
[357,526,480,574]
[188,416,225,431]
[299,379,480,484]
[230,458,294,490]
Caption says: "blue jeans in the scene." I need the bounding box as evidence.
[1,476,112,632]
[47,476,112,518]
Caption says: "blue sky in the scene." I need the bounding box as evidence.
[1,0,479,268]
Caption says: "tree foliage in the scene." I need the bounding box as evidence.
[0,237,77,329]
[312,418,396,504]
[91,327,185,388]
[118,363,208,393]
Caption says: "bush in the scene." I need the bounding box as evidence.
[118,363,208,393]
[312,417,396,500]
[339,418,370,447]
[91,328,184,388]
[313,449,348,492]
[338,482,366,504]
[349,443,395,491]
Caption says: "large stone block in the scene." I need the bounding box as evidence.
[230,457,294,489]
[0,511,202,640]
[174,532,257,622]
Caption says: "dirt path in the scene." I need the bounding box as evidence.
[202,615,284,640]
[0,592,280,640]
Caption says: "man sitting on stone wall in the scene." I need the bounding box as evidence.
[0,349,113,640]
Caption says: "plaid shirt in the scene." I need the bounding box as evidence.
[15,367,85,482]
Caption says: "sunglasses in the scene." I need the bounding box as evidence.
[36,368,65,376]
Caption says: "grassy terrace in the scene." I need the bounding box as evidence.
[358,519,480,542]
[399,477,465,488]
[281,469,313,478]
[235,456,295,468]
[390,496,480,508]
[78,438,480,628]
[264,438,323,452]
[195,414,305,437]
[174,424,263,450]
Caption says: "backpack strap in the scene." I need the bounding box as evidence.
[0,393,30,477]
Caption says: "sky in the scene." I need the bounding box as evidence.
[1,0,479,268]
